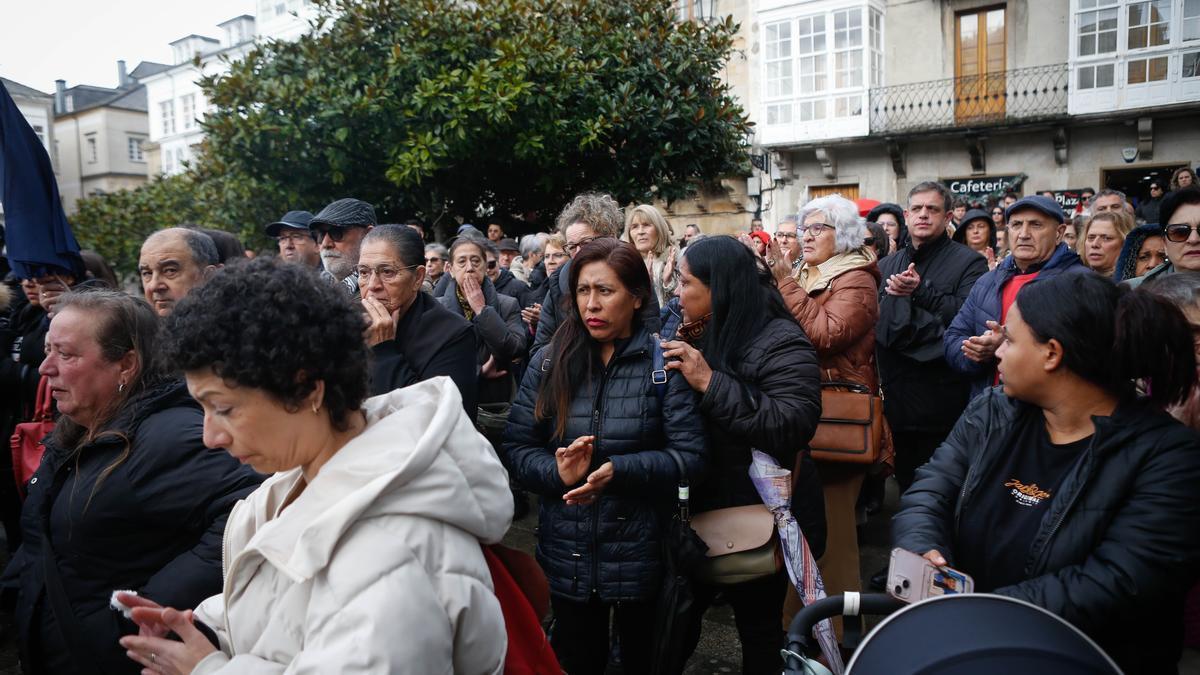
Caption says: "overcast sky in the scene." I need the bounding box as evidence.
[1,0,256,94]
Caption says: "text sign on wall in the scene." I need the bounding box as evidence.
[944,175,1023,201]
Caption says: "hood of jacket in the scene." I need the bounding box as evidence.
[243,377,513,582]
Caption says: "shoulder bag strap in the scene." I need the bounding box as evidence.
[34,376,55,422]
[39,474,113,675]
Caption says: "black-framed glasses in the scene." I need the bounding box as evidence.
[775,231,798,240]
[1166,224,1200,243]
[425,256,443,263]
[355,264,418,282]
[565,236,597,255]
[277,231,313,243]
[863,237,876,246]
[798,222,832,235]
[487,260,498,270]
[310,223,363,242]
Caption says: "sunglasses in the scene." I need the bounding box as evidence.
[1165,224,1200,243]
[863,237,876,246]
[487,260,498,269]
[309,224,363,242]
[425,256,442,263]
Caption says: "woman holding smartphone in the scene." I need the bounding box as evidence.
[892,272,1200,674]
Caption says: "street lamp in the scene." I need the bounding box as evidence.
[695,0,719,22]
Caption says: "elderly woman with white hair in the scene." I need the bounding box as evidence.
[623,204,679,306]
[767,193,886,633]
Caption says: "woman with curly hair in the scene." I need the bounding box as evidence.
[7,288,261,674]
[117,259,512,674]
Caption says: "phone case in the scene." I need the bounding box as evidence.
[886,547,975,603]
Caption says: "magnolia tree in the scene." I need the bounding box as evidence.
[75,0,751,271]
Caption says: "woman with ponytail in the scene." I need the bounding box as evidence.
[893,272,1200,674]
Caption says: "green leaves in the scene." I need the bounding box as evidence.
[74,0,750,269]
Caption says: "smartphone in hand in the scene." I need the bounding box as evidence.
[886,547,974,603]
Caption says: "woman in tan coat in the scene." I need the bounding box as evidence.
[768,194,886,635]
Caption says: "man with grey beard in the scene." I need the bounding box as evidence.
[309,198,376,295]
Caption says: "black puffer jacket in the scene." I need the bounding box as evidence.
[876,232,987,432]
[661,300,823,513]
[503,325,706,602]
[5,379,263,674]
[894,388,1200,674]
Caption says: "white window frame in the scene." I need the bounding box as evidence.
[128,136,145,162]
[181,94,196,130]
[758,1,880,145]
[160,100,176,135]
[1070,0,1200,113]
[85,134,98,164]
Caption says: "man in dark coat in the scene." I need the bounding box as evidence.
[944,196,1090,399]
[876,181,988,490]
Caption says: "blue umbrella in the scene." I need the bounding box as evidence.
[0,80,83,279]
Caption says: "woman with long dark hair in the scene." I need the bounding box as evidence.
[503,238,706,675]
[894,272,1200,673]
[660,235,823,675]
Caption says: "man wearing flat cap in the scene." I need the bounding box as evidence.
[943,195,1089,398]
[309,198,376,295]
[265,210,321,269]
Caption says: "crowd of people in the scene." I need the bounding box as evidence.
[0,172,1197,674]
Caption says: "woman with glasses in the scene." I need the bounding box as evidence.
[359,226,478,418]
[1081,210,1134,278]
[1129,187,1200,288]
[439,235,526,405]
[767,195,886,632]
[423,243,448,285]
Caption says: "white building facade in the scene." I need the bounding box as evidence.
[141,3,317,177]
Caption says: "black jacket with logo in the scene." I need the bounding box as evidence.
[894,388,1200,674]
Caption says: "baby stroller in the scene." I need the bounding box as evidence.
[783,592,1122,674]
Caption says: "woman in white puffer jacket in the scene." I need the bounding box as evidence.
[115,259,513,675]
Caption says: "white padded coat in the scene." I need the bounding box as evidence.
[191,378,513,674]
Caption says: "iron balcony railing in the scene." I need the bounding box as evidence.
[869,63,1070,135]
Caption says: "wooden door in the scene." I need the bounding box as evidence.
[809,184,860,200]
[955,8,1006,124]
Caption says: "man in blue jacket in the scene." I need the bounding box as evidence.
[944,195,1089,398]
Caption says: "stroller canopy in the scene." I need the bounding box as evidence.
[847,594,1120,674]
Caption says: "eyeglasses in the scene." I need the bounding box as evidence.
[487,260,498,269]
[863,237,876,246]
[565,236,597,255]
[355,264,418,282]
[310,224,363,242]
[775,231,798,240]
[425,256,442,263]
[1165,224,1200,243]
[798,223,831,235]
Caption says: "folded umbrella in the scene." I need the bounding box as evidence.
[0,81,83,279]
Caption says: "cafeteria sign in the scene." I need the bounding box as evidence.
[944,174,1026,201]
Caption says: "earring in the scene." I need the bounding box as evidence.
[312,402,320,414]
[118,382,125,393]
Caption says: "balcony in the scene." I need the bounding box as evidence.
[869,63,1069,135]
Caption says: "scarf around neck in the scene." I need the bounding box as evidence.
[678,312,712,344]
[798,249,873,294]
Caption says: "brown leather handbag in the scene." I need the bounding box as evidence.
[809,381,885,464]
[689,504,782,585]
